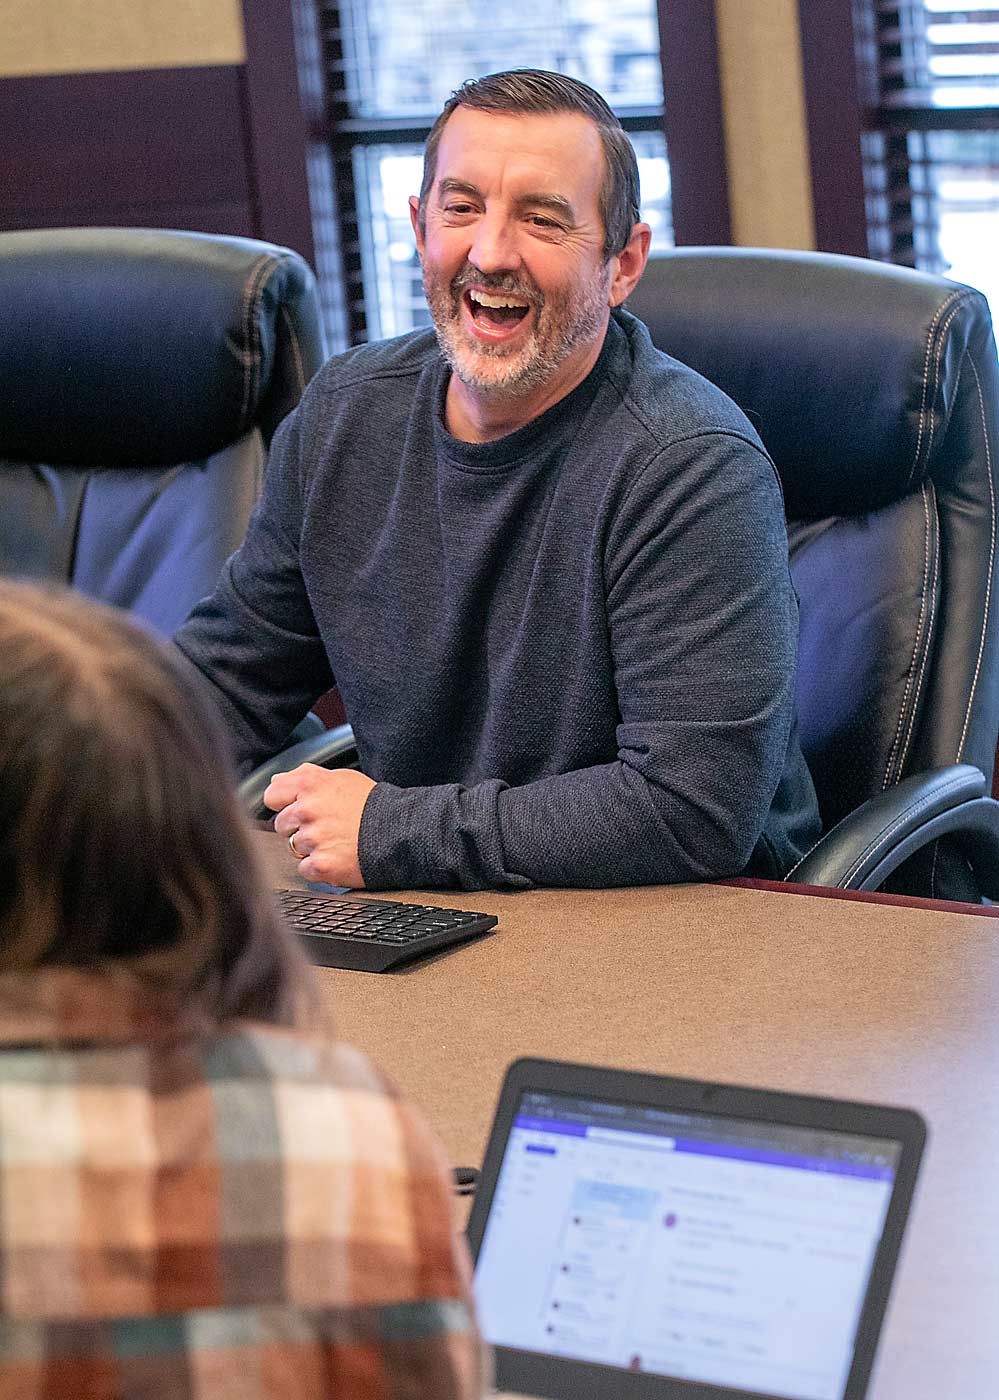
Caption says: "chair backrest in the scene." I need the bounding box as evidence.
[0,227,326,633]
[627,247,999,836]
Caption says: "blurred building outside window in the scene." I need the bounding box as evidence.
[864,0,999,314]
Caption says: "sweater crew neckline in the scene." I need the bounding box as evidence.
[432,317,624,472]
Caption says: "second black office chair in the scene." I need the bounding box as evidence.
[627,247,999,901]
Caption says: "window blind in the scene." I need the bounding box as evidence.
[877,1,999,107]
[863,1,999,302]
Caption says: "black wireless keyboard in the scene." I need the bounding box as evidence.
[277,889,498,971]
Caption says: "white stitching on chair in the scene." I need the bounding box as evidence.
[923,297,973,471]
[893,485,940,785]
[891,294,976,782]
[883,484,934,788]
[279,302,307,395]
[841,770,970,885]
[909,290,962,490]
[957,354,996,762]
[784,834,824,881]
[239,254,275,427]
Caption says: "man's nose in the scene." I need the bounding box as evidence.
[467,214,521,276]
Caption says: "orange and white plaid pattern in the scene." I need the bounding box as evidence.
[0,967,484,1398]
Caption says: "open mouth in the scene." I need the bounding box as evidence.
[464,288,531,330]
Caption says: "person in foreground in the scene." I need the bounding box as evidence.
[0,581,484,1400]
[175,69,820,893]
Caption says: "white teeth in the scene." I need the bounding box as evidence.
[469,290,529,309]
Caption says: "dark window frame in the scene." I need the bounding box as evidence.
[797,1,871,257]
[799,0,999,266]
[240,0,317,266]
[241,0,731,344]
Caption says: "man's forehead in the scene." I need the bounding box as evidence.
[432,105,605,197]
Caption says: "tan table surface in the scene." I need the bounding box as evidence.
[260,833,999,1399]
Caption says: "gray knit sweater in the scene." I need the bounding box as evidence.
[175,310,820,889]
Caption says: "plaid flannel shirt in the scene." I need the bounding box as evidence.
[0,967,485,1399]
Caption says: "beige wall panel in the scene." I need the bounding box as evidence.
[0,0,246,77]
[714,0,815,249]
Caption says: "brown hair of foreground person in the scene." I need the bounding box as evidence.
[0,579,305,1023]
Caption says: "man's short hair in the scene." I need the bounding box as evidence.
[418,69,641,261]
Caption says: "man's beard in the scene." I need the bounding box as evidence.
[423,260,611,396]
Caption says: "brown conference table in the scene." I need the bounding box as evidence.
[261,832,999,1399]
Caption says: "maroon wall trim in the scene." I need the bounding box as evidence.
[0,66,256,236]
[724,876,999,919]
[240,0,317,265]
[797,0,870,257]
[657,1,732,246]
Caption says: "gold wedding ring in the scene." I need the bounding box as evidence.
[288,830,305,860]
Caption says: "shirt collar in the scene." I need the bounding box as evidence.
[0,966,213,1047]
[431,314,625,471]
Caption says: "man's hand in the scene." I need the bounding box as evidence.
[266,764,376,888]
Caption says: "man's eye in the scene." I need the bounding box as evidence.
[445,203,476,215]
[528,215,561,230]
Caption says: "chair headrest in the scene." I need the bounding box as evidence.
[0,227,323,467]
[625,247,996,517]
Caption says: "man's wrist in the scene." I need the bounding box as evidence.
[356,779,394,889]
[357,779,450,890]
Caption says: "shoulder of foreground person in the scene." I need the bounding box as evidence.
[218,1026,479,1290]
[228,1024,491,1395]
[0,1019,489,1399]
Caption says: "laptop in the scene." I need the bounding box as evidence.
[466,1058,925,1400]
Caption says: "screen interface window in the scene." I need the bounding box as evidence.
[474,1090,902,1400]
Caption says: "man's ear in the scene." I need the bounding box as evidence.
[409,195,425,258]
[608,223,652,308]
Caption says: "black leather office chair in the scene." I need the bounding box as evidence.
[240,246,999,901]
[0,227,326,634]
[627,247,999,901]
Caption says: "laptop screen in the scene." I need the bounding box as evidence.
[473,1087,904,1400]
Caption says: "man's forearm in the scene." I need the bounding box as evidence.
[358,741,788,891]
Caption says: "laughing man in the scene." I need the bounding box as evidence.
[175,69,820,891]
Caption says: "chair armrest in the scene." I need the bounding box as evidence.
[288,711,326,743]
[237,723,358,819]
[787,763,999,895]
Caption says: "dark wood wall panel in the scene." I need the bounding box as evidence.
[797,2,870,257]
[0,66,257,238]
[657,1,731,245]
[0,201,255,237]
[241,0,317,266]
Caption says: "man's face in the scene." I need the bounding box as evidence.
[411,106,615,400]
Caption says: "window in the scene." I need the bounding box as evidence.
[315,0,674,348]
[860,1,999,309]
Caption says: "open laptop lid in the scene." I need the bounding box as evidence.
[467,1058,925,1400]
